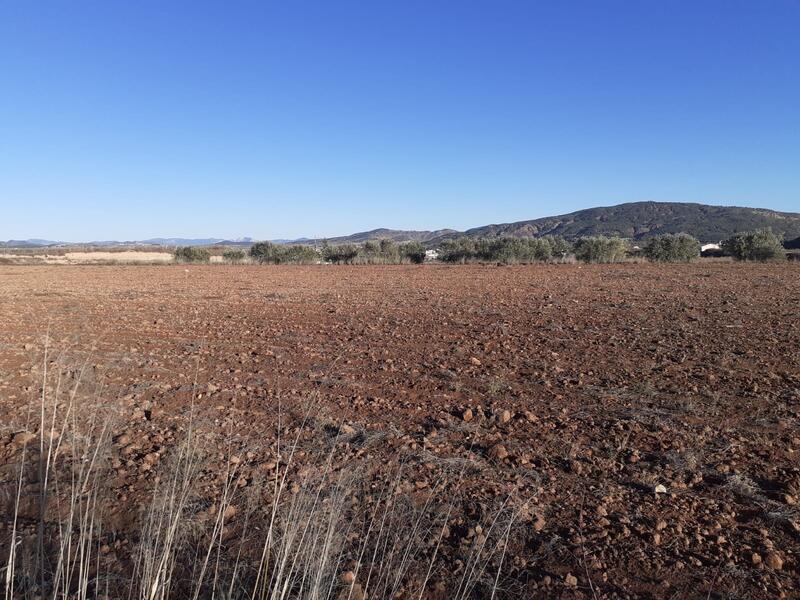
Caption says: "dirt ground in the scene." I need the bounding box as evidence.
[0,263,798,598]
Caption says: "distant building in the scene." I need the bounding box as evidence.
[425,249,439,261]
[701,243,721,252]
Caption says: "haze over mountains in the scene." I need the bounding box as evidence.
[4,202,800,248]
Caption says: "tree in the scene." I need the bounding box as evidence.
[573,236,629,263]
[222,248,246,263]
[250,241,318,264]
[322,243,359,264]
[643,233,700,262]
[401,241,426,264]
[722,229,785,261]
[438,238,477,263]
[249,241,281,264]
[173,246,211,263]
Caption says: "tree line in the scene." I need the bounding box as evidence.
[172,229,789,264]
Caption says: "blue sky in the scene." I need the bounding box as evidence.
[1,1,798,241]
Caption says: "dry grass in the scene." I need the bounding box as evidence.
[1,345,519,599]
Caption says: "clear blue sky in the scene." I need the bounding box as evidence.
[1,1,798,241]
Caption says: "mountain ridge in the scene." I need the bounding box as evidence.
[3,202,799,248]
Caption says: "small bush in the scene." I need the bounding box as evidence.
[643,233,700,262]
[573,236,629,263]
[173,246,211,263]
[722,229,786,261]
[222,248,246,263]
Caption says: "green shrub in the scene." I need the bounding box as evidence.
[222,248,246,263]
[439,236,572,264]
[249,241,281,264]
[401,241,426,264]
[173,246,211,263]
[322,243,359,264]
[329,239,427,264]
[721,229,786,261]
[543,236,573,259]
[250,241,318,264]
[279,244,319,264]
[358,239,400,264]
[643,233,700,262]
[439,238,478,263]
[573,236,629,263]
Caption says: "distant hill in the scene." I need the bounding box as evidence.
[319,228,457,245]
[137,237,255,246]
[0,239,64,248]
[434,202,800,244]
[5,202,799,249]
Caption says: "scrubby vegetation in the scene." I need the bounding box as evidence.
[320,239,426,264]
[438,236,572,264]
[250,241,319,264]
[643,233,701,262]
[721,229,786,261]
[572,236,629,263]
[321,243,360,264]
[173,246,211,263]
[357,239,426,264]
[221,248,247,263]
[400,240,426,264]
[3,357,516,600]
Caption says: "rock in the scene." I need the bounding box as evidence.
[340,571,355,584]
[655,484,668,495]
[23,343,34,351]
[533,514,546,531]
[499,409,512,424]
[339,424,356,436]
[655,519,667,531]
[524,411,539,423]
[765,552,783,570]
[11,431,36,446]
[565,573,578,587]
[488,444,509,460]
[469,357,482,366]
[337,583,365,600]
[751,552,762,566]
[462,408,473,422]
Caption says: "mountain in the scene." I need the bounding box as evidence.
[436,202,800,243]
[5,202,799,249]
[139,237,227,246]
[0,239,65,247]
[318,228,457,245]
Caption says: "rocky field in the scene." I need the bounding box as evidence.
[0,263,798,599]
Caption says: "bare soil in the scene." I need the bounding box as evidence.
[0,263,798,598]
